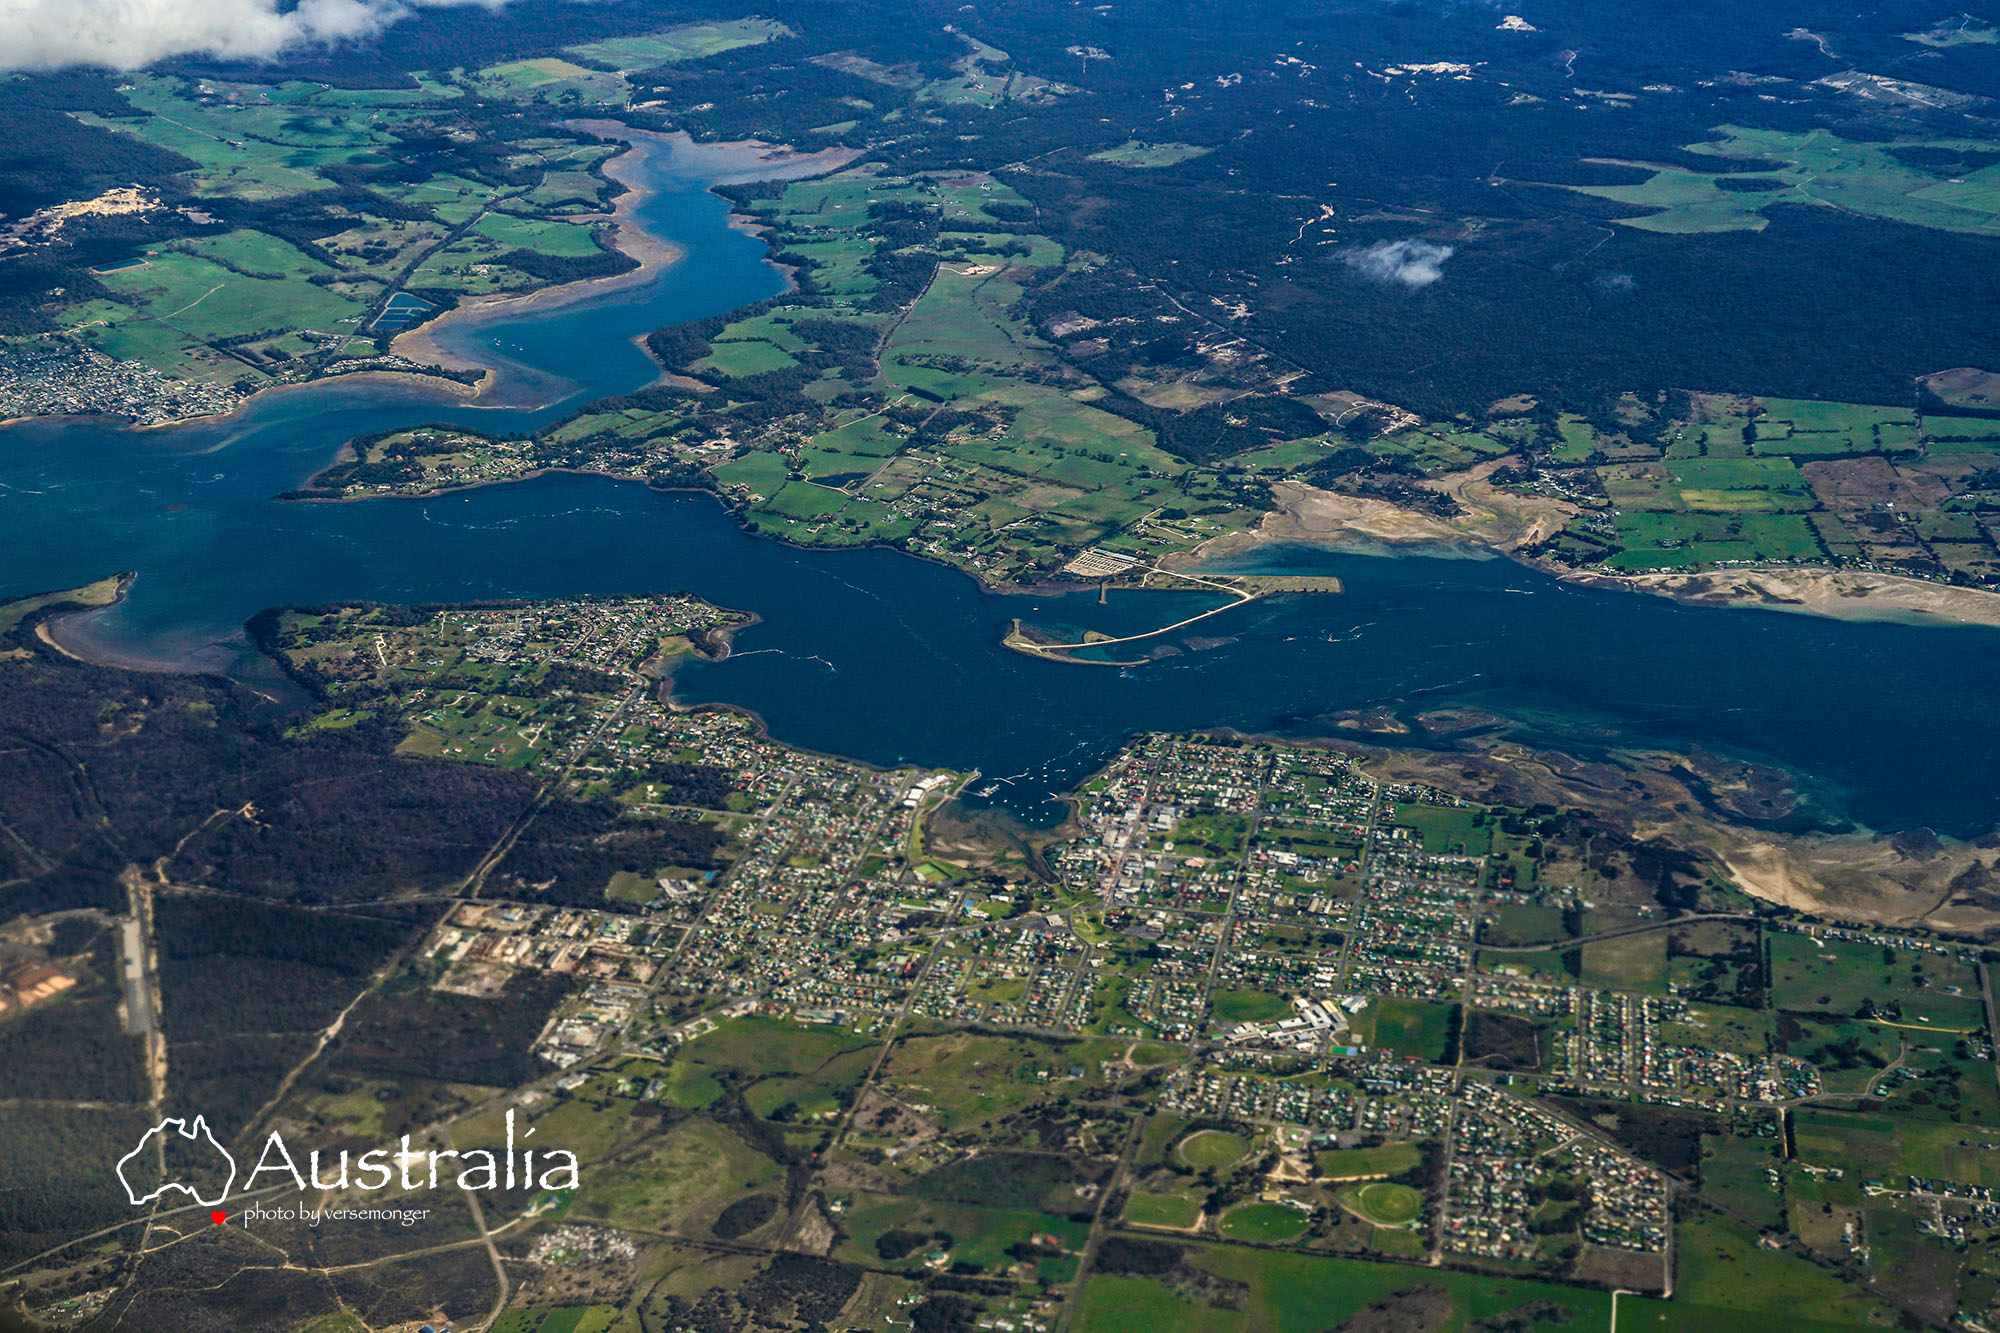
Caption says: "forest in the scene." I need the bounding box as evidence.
[5,2,2000,1324]
[0,587,711,1128]
[7,0,1999,419]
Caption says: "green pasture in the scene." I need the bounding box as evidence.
[697,339,800,378]
[1316,1142,1422,1180]
[1356,999,1456,1063]
[1560,125,2000,237]
[1123,1190,1203,1228]
[568,18,790,71]
[837,1192,1087,1273]
[95,250,365,342]
[1087,141,1212,168]
[1394,803,1490,855]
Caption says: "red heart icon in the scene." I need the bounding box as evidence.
[210,1210,226,1225]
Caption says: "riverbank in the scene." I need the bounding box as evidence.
[281,452,1127,616]
[392,123,857,401]
[1208,719,2000,935]
[671,607,760,665]
[0,361,487,439]
[1566,566,2000,629]
[30,572,136,663]
[1203,472,2000,631]
[8,129,723,432]
[594,125,862,188]
[388,131,688,391]
[286,464,638,505]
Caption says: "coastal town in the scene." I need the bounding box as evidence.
[0,342,238,426]
[242,596,2000,1322]
[9,2,2000,1330]
[5,579,1987,1331]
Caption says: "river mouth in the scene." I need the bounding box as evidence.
[3,135,1999,840]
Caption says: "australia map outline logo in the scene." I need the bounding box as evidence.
[116,1115,237,1208]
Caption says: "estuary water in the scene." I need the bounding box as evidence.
[1,136,1997,837]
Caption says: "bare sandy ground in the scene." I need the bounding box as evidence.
[1201,463,2000,630]
[1570,566,2000,630]
[1711,834,2000,936]
[1291,724,2000,936]
[1197,461,1575,561]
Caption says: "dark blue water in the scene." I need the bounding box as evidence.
[0,131,789,660]
[1,135,1996,838]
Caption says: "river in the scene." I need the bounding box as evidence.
[1,133,1995,838]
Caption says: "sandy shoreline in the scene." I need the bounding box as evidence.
[391,124,858,395]
[0,365,484,437]
[289,464,627,503]
[5,123,859,436]
[33,571,137,664]
[1211,721,2000,934]
[1562,566,2000,629]
[1200,473,2000,631]
[388,129,686,387]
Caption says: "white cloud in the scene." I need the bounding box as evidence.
[1342,238,1455,287]
[0,0,503,72]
